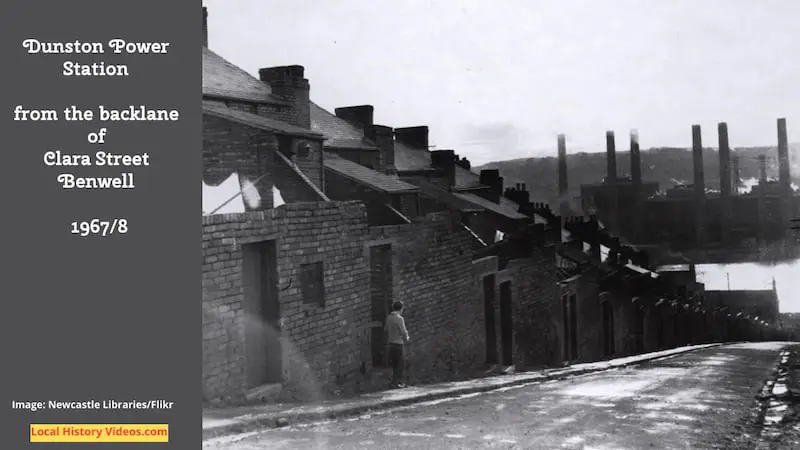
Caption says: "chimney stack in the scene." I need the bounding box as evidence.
[778,118,791,193]
[718,122,732,244]
[777,118,793,225]
[718,123,732,198]
[365,125,396,175]
[630,130,643,243]
[259,66,311,129]
[692,125,707,245]
[630,130,641,185]
[395,126,429,150]
[203,7,208,48]
[334,105,374,129]
[431,149,457,189]
[606,131,617,184]
[557,134,569,217]
[480,169,504,203]
[606,131,619,233]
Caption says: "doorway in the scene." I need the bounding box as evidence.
[634,305,645,353]
[370,244,393,367]
[562,293,578,361]
[242,240,282,388]
[601,299,615,358]
[499,281,513,366]
[483,275,498,365]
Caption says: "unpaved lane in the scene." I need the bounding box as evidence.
[205,342,787,450]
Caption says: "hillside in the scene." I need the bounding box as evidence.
[475,144,800,207]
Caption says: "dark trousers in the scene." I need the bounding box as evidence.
[387,343,405,384]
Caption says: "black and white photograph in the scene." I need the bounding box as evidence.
[200,1,800,448]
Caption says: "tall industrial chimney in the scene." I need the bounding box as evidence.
[692,125,707,245]
[777,118,793,226]
[630,130,643,242]
[778,118,791,192]
[630,130,642,185]
[606,131,618,233]
[718,122,732,244]
[557,134,569,218]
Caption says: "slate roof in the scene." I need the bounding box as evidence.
[453,167,484,189]
[202,48,286,105]
[324,154,419,193]
[556,244,591,265]
[416,181,484,213]
[203,100,322,139]
[310,102,379,150]
[393,141,482,189]
[393,141,432,171]
[452,192,527,220]
[308,109,481,188]
[501,197,528,215]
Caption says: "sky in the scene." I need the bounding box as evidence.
[697,261,800,313]
[203,0,799,167]
[204,1,799,310]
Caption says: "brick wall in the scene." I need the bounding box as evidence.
[203,114,277,209]
[473,256,499,365]
[367,212,485,381]
[645,303,680,351]
[211,98,310,142]
[395,193,420,219]
[705,290,780,323]
[418,194,449,216]
[608,289,640,357]
[202,201,370,404]
[264,73,310,129]
[203,112,322,206]
[642,300,664,352]
[216,98,288,122]
[505,249,562,368]
[560,271,606,362]
[289,136,324,189]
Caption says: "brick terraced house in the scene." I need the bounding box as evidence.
[200,7,757,406]
[201,7,536,404]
